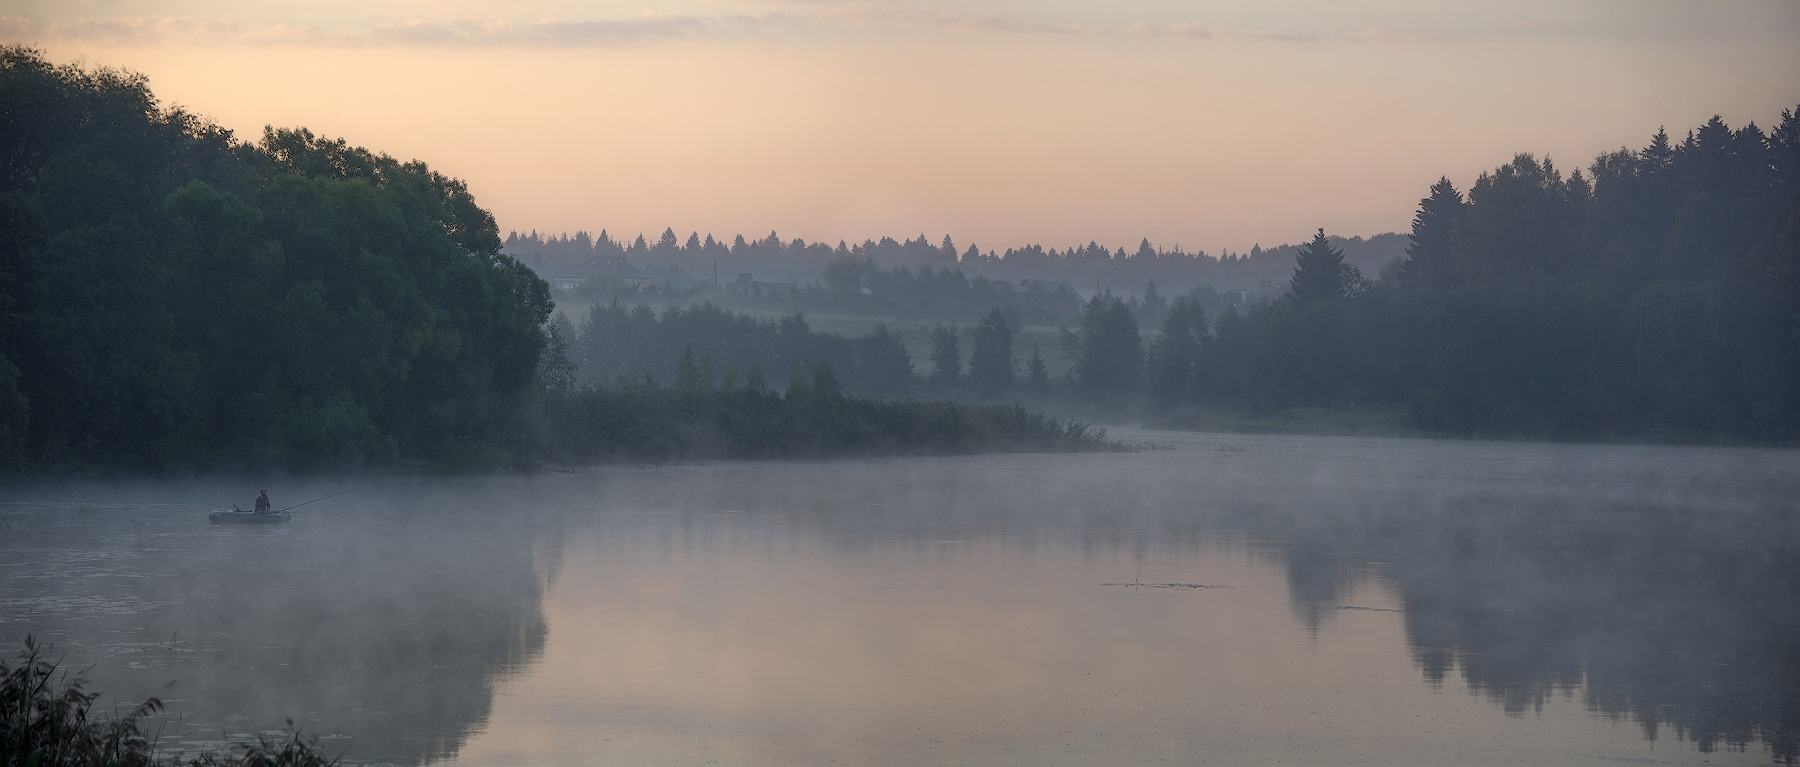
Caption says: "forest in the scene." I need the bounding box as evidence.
[550,109,1800,442]
[508,225,1407,300]
[0,47,1108,472]
[2,44,1795,474]
[1203,112,1800,440]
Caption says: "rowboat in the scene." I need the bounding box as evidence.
[208,509,292,524]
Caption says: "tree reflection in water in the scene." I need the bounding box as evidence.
[0,482,550,765]
[1267,486,1798,763]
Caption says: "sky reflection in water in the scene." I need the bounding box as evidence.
[2,432,1795,765]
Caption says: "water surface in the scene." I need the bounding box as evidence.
[3,432,1796,765]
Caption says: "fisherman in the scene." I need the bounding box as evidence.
[254,489,271,513]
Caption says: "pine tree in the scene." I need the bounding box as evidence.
[1026,346,1050,392]
[1135,238,1156,260]
[1397,178,1467,292]
[929,324,961,386]
[1642,127,1675,175]
[1149,296,1211,400]
[1062,293,1143,391]
[675,346,702,392]
[1289,229,1348,305]
[968,308,1015,389]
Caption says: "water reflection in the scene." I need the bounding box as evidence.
[0,485,549,763]
[2,434,1796,765]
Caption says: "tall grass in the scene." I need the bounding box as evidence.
[1,638,336,767]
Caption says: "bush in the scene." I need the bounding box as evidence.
[1,638,339,767]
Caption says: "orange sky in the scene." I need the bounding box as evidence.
[7,1,1798,252]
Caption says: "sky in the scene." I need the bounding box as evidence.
[4,0,1798,253]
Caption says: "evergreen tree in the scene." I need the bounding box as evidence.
[1289,229,1348,305]
[1211,305,1254,405]
[1062,293,1143,391]
[1149,296,1212,400]
[929,324,961,386]
[675,346,702,392]
[1397,178,1467,292]
[852,324,914,395]
[967,307,1015,389]
[1143,279,1163,309]
[1026,346,1050,393]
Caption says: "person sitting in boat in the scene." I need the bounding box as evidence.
[255,489,271,513]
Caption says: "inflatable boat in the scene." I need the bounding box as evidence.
[208,509,292,524]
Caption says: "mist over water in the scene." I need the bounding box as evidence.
[3,433,1796,765]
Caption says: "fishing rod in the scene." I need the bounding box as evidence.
[278,486,365,513]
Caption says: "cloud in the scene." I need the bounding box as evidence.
[822,9,1085,36]
[0,13,784,48]
[0,11,1395,49]
[1345,28,1433,44]
[1124,21,1318,43]
[367,16,709,47]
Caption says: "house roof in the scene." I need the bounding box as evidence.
[1014,279,1085,302]
[643,266,698,290]
[552,257,649,281]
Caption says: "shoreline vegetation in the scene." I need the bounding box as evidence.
[2,46,1796,475]
[0,637,336,767]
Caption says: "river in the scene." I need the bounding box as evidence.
[2,431,1796,766]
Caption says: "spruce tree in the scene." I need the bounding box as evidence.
[968,308,1015,389]
[1063,293,1143,390]
[675,346,702,392]
[1026,346,1050,392]
[1149,296,1211,400]
[929,324,961,386]
[1397,178,1467,292]
[1288,229,1348,305]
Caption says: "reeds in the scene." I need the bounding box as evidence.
[1,639,336,767]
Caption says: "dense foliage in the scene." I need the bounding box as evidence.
[511,226,1405,302]
[0,47,551,471]
[1,638,337,767]
[526,355,1112,462]
[562,301,917,395]
[0,49,1115,471]
[1129,110,1800,440]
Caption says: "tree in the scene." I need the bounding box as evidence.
[929,324,961,386]
[1062,293,1142,391]
[1026,346,1050,392]
[1211,305,1255,405]
[853,324,914,395]
[0,47,554,469]
[675,346,704,392]
[1143,280,1163,310]
[967,308,1015,389]
[1289,229,1349,305]
[1149,296,1212,401]
[1397,178,1467,292]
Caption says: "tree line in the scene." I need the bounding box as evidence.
[0,48,1111,472]
[0,47,551,471]
[1099,110,1800,439]
[509,224,1406,297]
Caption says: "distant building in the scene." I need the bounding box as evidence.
[1014,279,1086,318]
[1258,283,1291,303]
[643,266,698,291]
[548,257,651,291]
[732,272,797,297]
